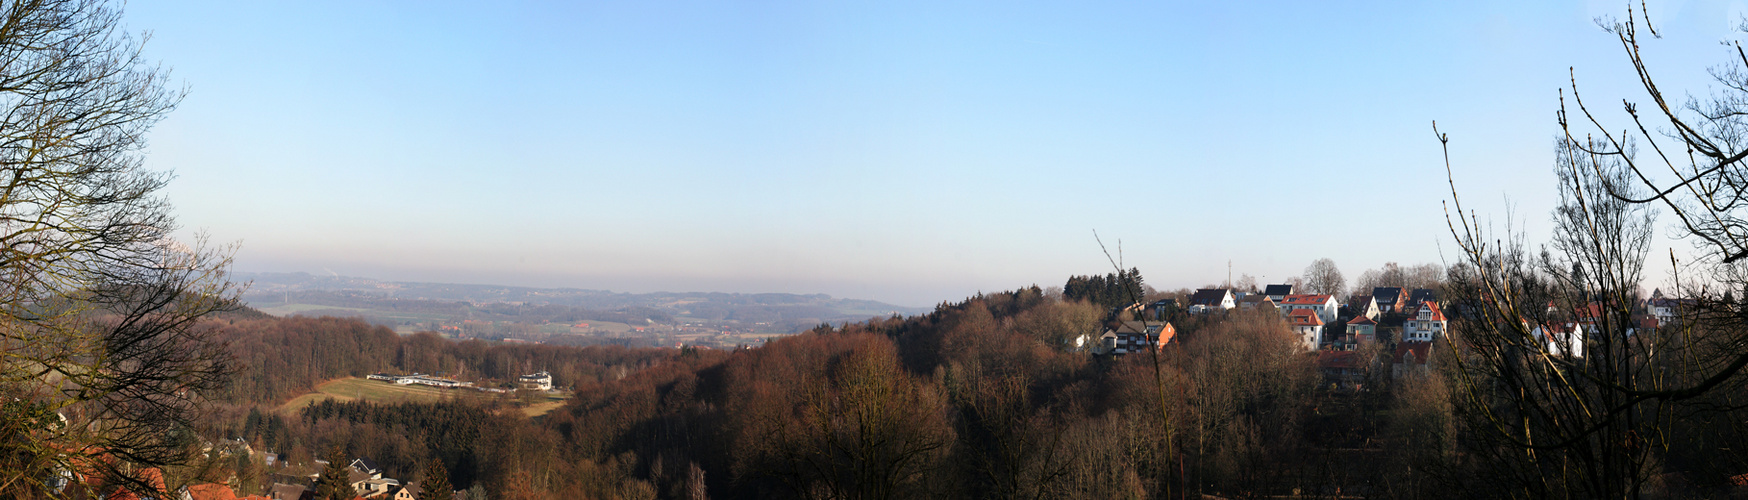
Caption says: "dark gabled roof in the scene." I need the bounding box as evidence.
[1372,287,1404,303]
[1263,284,1294,296]
[1410,288,1438,302]
[1188,289,1230,306]
[350,457,381,474]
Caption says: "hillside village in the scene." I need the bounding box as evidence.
[1084,283,1693,392]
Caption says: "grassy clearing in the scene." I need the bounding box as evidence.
[522,395,569,418]
[276,377,479,414]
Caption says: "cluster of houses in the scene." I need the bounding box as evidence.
[174,457,428,500]
[1088,282,1698,391]
[1087,284,1451,390]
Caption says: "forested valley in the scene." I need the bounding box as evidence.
[180,279,1494,500]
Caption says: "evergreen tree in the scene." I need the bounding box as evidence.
[315,448,354,500]
[422,460,454,500]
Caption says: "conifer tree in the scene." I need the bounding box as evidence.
[422,460,454,500]
[315,448,354,500]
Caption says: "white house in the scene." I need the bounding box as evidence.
[1278,294,1338,324]
[1531,322,1585,358]
[1287,309,1325,350]
[520,371,554,391]
[1345,294,1380,321]
[1187,289,1235,314]
[1402,303,1447,342]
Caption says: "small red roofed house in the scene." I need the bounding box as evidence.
[1346,315,1377,345]
[1394,341,1434,378]
[1288,308,1324,350]
[1316,350,1365,390]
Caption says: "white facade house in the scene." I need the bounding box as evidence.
[520,371,554,391]
[1278,294,1338,324]
[1532,322,1585,358]
[1287,309,1325,350]
[1345,294,1380,321]
[1188,289,1235,314]
[1402,303,1447,342]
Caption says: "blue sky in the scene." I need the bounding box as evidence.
[125,1,1748,306]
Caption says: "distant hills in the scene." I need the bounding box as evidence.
[234,272,930,336]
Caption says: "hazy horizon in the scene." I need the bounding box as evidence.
[128,1,1742,307]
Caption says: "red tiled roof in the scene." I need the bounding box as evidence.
[1317,350,1360,369]
[1418,303,1446,321]
[1288,308,1323,326]
[1396,341,1433,364]
[1347,315,1376,325]
[1280,294,1333,305]
[187,483,238,500]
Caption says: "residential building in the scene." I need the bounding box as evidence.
[1097,321,1176,355]
[1345,294,1380,321]
[520,371,554,391]
[268,483,310,500]
[1346,315,1377,345]
[350,458,383,479]
[1278,294,1338,324]
[1187,289,1235,314]
[1372,287,1408,314]
[1288,309,1324,350]
[1317,351,1365,391]
[1238,294,1276,311]
[1532,321,1585,358]
[1402,303,1447,342]
[1408,288,1439,309]
[1263,283,1295,303]
[1394,341,1434,378]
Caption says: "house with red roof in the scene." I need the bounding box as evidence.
[1402,303,1446,342]
[1346,315,1377,345]
[1288,308,1325,350]
[1279,294,1338,324]
[1317,350,1366,390]
[1394,341,1434,378]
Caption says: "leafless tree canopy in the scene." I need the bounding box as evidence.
[1436,5,1748,497]
[1300,258,1346,297]
[0,0,237,496]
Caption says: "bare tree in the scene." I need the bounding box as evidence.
[1433,4,1748,495]
[0,0,237,496]
[1300,258,1346,297]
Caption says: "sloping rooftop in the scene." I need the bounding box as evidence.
[1263,284,1294,296]
[1417,303,1446,321]
[1288,308,1323,326]
[1188,288,1230,306]
[1372,287,1404,303]
[1396,341,1433,364]
[1280,294,1333,306]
